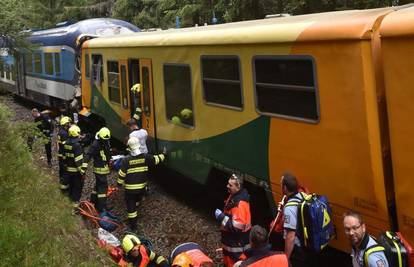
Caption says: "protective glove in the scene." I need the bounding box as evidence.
[215,208,224,221]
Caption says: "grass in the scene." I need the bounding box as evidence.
[0,102,112,266]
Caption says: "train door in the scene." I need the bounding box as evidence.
[139,59,156,151]
[16,54,26,95]
[128,59,141,119]
[119,59,130,124]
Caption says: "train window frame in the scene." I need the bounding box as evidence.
[25,53,33,73]
[120,64,128,109]
[252,55,320,123]
[92,54,104,84]
[0,62,4,78]
[44,53,54,76]
[54,53,61,76]
[200,55,244,111]
[34,52,42,74]
[142,66,151,117]
[163,63,195,129]
[85,53,90,80]
[107,60,121,105]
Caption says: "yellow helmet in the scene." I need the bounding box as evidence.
[97,127,111,140]
[131,83,141,93]
[180,108,192,119]
[122,235,141,254]
[172,252,193,267]
[60,116,72,126]
[171,116,181,125]
[68,125,81,137]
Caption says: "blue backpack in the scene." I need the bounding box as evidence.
[99,211,120,232]
[294,192,334,252]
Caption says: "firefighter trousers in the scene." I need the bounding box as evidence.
[90,173,108,212]
[125,190,145,231]
[59,159,69,192]
[68,172,84,203]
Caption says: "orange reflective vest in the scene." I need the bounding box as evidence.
[240,249,288,267]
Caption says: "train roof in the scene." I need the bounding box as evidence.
[85,7,396,49]
[28,18,140,48]
[380,5,414,38]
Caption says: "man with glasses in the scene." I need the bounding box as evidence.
[343,211,389,267]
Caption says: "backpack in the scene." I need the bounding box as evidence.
[364,231,414,267]
[287,192,334,252]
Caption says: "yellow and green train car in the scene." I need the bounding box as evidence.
[381,6,414,245]
[81,7,407,251]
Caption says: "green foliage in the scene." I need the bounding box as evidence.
[0,103,109,266]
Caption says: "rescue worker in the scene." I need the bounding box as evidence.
[343,211,389,267]
[63,125,88,208]
[127,118,148,154]
[85,127,112,212]
[180,108,193,125]
[214,174,251,267]
[30,108,54,166]
[122,234,169,267]
[234,225,289,267]
[57,116,72,193]
[170,242,214,267]
[131,83,142,127]
[117,137,166,231]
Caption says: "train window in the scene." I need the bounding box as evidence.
[44,53,53,75]
[54,53,61,76]
[120,65,128,109]
[25,53,32,73]
[5,65,10,80]
[107,61,120,104]
[163,64,194,127]
[0,63,3,78]
[85,54,90,79]
[253,56,319,122]
[92,54,103,83]
[201,56,243,109]
[142,67,150,116]
[34,53,42,73]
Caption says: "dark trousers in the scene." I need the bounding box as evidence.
[125,190,144,230]
[68,172,84,203]
[59,159,69,192]
[290,246,318,267]
[90,173,108,212]
[44,139,52,164]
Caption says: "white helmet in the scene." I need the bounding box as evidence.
[127,137,141,155]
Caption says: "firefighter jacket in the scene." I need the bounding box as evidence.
[35,114,53,138]
[85,139,111,175]
[171,242,213,267]
[240,246,289,267]
[133,107,142,121]
[218,188,252,259]
[117,153,165,192]
[125,245,168,267]
[63,137,87,175]
[57,127,69,159]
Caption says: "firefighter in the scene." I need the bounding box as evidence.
[30,108,54,166]
[85,127,112,212]
[63,125,87,208]
[214,174,252,267]
[170,242,214,267]
[57,116,72,193]
[122,235,169,267]
[233,225,289,267]
[131,83,142,127]
[117,137,166,231]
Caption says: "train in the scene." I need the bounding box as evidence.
[2,6,414,253]
[0,18,139,109]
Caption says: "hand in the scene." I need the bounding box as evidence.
[214,209,223,220]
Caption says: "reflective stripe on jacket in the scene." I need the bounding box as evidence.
[63,137,87,174]
[85,139,111,174]
[240,246,289,267]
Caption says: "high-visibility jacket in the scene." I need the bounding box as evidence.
[171,242,213,267]
[219,188,252,261]
[63,137,87,174]
[57,127,69,159]
[239,247,288,267]
[117,153,165,192]
[85,139,111,174]
[125,245,168,267]
[133,107,142,121]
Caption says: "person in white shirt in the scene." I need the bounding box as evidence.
[127,119,148,154]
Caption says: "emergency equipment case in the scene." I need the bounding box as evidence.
[377,231,414,267]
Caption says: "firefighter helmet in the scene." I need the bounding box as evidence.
[127,137,140,152]
[180,108,192,119]
[122,235,141,254]
[60,116,72,126]
[172,252,193,267]
[131,83,141,93]
[171,116,181,125]
[68,125,81,137]
[97,127,111,140]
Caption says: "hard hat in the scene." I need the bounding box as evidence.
[172,252,193,267]
[127,137,141,152]
[180,108,192,119]
[122,235,141,254]
[171,116,181,125]
[97,127,111,140]
[60,116,72,126]
[68,125,81,137]
[131,83,141,93]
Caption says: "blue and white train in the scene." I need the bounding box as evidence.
[0,18,139,109]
